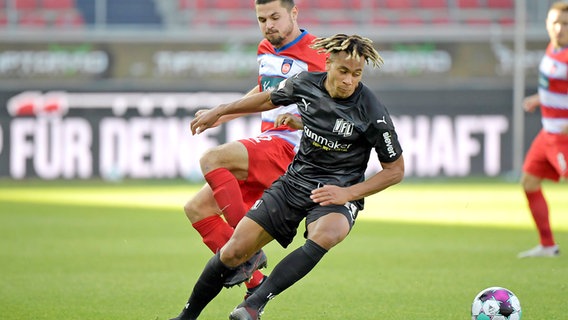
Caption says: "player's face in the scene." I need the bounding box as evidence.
[256,1,297,48]
[324,51,365,99]
[546,9,568,48]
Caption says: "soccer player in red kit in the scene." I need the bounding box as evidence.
[180,0,326,303]
[518,1,568,258]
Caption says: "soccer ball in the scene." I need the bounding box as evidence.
[471,287,522,320]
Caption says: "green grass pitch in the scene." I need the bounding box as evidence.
[0,179,567,319]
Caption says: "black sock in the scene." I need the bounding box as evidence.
[178,252,232,319]
[247,239,327,309]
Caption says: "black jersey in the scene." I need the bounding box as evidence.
[270,71,403,196]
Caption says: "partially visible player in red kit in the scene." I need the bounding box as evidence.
[179,0,326,302]
[518,1,568,258]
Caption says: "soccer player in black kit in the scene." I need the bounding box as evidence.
[171,34,405,320]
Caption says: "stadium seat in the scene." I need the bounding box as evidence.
[431,15,451,25]
[464,17,492,25]
[295,0,311,10]
[0,11,7,27]
[487,0,514,8]
[15,0,38,10]
[456,0,481,8]
[417,0,447,8]
[499,16,514,25]
[18,10,47,26]
[384,0,414,9]
[178,0,190,9]
[41,0,74,10]
[372,14,391,26]
[314,0,345,9]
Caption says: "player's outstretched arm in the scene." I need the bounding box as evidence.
[190,91,276,135]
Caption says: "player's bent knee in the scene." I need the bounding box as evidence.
[184,199,211,223]
[309,229,348,250]
[199,147,227,172]
[219,245,249,268]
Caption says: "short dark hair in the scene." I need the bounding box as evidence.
[255,0,295,10]
[550,1,568,12]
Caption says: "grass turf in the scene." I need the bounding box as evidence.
[0,179,566,319]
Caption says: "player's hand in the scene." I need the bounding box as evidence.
[311,185,351,206]
[275,113,303,130]
[194,109,208,118]
[190,108,221,135]
[562,124,568,135]
[523,94,540,112]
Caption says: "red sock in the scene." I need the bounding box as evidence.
[525,189,555,246]
[192,215,233,253]
[204,168,247,228]
[246,270,265,289]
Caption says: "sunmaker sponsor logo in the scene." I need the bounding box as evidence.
[304,126,352,151]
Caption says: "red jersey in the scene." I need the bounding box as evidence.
[538,43,568,133]
[256,30,326,148]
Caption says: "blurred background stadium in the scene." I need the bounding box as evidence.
[0,0,560,182]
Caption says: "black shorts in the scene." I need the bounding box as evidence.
[246,176,359,248]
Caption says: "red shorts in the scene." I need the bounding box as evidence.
[238,135,296,209]
[523,129,568,182]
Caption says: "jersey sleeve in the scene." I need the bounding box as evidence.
[374,126,403,163]
[269,74,298,107]
[365,96,403,163]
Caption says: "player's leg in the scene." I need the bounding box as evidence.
[518,131,560,257]
[185,179,266,291]
[232,206,354,319]
[199,140,249,227]
[184,184,234,253]
[171,217,272,320]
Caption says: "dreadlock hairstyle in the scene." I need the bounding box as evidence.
[310,34,384,69]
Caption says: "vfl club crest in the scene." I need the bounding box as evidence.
[333,119,354,137]
[281,58,293,74]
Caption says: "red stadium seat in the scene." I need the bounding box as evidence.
[178,0,191,9]
[0,11,7,27]
[384,0,414,9]
[487,0,513,8]
[15,0,38,10]
[18,10,47,26]
[211,0,251,9]
[314,0,345,9]
[372,14,391,26]
[499,16,514,25]
[295,0,311,10]
[417,0,447,8]
[464,17,492,25]
[41,0,74,10]
[457,0,481,8]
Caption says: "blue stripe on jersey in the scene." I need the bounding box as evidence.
[274,29,308,54]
